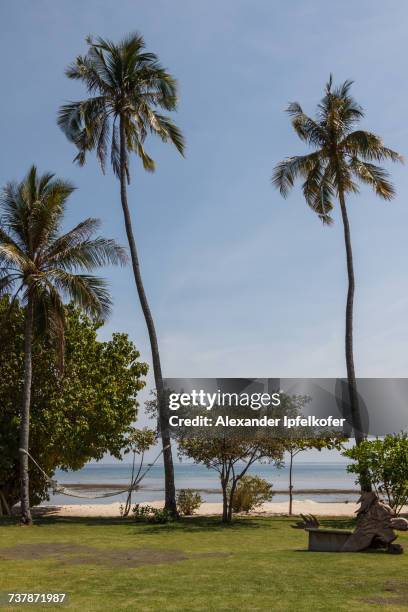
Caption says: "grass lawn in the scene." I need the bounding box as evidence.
[0,515,407,611]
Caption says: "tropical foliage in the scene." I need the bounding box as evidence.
[272,76,401,224]
[344,433,408,514]
[272,77,402,463]
[58,32,185,514]
[0,166,127,523]
[0,299,148,513]
[58,33,184,174]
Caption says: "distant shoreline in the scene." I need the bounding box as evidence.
[58,483,359,495]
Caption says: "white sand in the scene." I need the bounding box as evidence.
[37,499,366,518]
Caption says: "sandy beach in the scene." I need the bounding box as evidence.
[36,499,367,518]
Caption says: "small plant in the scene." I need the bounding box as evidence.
[230,476,274,513]
[148,508,173,524]
[131,503,172,524]
[176,489,202,516]
[132,503,155,521]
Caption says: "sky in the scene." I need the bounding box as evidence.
[1,1,407,461]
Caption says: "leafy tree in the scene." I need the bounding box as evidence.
[178,433,283,523]
[0,298,149,513]
[174,396,299,523]
[272,77,402,478]
[58,33,185,514]
[344,434,408,515]
[122,427,157,517]
[0,166,127,524]
[283,434,345,515]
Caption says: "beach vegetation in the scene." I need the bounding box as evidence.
[177,435,283,523]
[131,504,173,523]
[344,433,408,514]
[272,77,402,476]
[176,489,202,516]
[58,33,185,515]
[283,434,345,515]
[230,475,274,513]
[0,297,148,515]
[0,166,127,523]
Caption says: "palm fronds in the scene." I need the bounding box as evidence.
[0,166,127,361]
[272,76,402,220]
[58,32,185,181]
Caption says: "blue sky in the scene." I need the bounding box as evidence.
[1,1,408,456]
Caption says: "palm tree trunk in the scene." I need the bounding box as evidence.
[338,189,371,491]
[0,489,11,516]
[119,116,177,514]
[19,298,34,525]
[289,451,294,516]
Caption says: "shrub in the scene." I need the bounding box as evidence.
[230,475,274,513]
[131,503,173,524]
[343,433,408,515]
[131,503,154,521]
[147,507,173,524]
[176,489,202,516]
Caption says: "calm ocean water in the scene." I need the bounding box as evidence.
[44,461,359,506]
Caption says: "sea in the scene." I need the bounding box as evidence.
[43,461,359,506]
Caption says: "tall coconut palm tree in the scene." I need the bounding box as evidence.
[0,166,127,524]
[272,77,402,472]
[58,33,185,513]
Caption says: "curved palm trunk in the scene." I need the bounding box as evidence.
[119,116,177,514]
[19,299,34,525]
[289,451,294,516]
[338,190,371,491]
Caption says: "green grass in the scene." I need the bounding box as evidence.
[0,515,407,611]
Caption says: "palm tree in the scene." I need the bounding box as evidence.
[272,77,402,469]
[0,166,127,524]
[58,33,185,513]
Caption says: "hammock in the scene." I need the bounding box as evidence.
[19,446,166,500]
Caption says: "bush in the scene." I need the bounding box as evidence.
[343,433,408,515]
[230,475,274,513]
[176,489,202,516]
[131,504,173,523]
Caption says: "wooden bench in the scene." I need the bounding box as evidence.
[306,528,353,552]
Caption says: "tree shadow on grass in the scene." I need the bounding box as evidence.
[1,513,283,533]
[0,514,129,528]
[0,517,18,527]
[135,516,269,535]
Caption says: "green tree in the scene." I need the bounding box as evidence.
[58,33,185,514]
[0,166,127,524]
[122,427,157,517]
[344,434,408,515]
[178,433,283,523]
[272,77,402,474]
[0,298,149,513]
[283,434,345,515]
